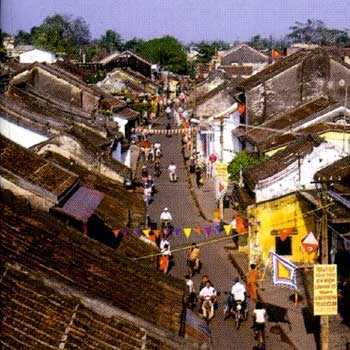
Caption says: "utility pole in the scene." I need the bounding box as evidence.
[320,181,329,350]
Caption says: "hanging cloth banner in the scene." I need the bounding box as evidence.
[224,224,232,236]
[270,251,298,290]
[184,228,192,238]
[302,232,319,253]
[278,227,294,242]
[142,229,151,237]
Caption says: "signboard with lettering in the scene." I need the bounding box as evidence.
[313,264,337,316]
[214,162,228,184]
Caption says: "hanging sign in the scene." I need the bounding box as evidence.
[302,232,319,253]
[313,264,337,316]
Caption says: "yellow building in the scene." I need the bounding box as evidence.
[247,193,318,265]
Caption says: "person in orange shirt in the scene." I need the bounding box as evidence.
[246,264,259,301]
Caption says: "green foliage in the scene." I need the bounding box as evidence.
[31,14,90,54]
[15,30,32,45]
[86,70,106,84]
[228,151,265,181]
[123,37,144,51]
[287,19,350,45]
[99,30,122,53]
[138,36,188,74]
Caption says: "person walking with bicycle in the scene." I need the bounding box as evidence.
[252,301,267,347]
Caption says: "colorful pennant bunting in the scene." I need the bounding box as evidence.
[174,227,181,236]
[224,224,232,235]
[278,227,293,242]
[195,227,202,235]
[184,228,192,238]
[204,226,212,236]
[142,229,151,237]
[113,229,120,238]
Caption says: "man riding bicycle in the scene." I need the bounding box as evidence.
[229,276,247,312]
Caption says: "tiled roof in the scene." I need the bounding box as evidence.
[242,97,334,145]
[220,65,253,76]
[0,189,187,335]
[220,44,268,65]
[0,263,198,350]
[43,151,146,241]
[116,107,140,120]
[238,48,325,90]
[245,134,324,187]
[315,155,350,181]
[0,134,79,200]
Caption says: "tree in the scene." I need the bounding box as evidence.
[31,14,90,53]
[227,151,265,181]
[123,37,144,52]
[138,36,188,74]
[15,30,32,45]
[99,30,122,53]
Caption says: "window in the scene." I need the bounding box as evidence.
[275,236,292,256]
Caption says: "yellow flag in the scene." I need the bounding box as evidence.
[224,224,232,235]
[142,229,151,237]
[184,228,192,238]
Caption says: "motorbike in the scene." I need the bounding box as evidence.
[201,296,215,323]
[223,294,249,330]
[154,163,161,177]
[187,258,202,277]
[169,171,177,182]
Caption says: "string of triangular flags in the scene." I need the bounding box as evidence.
[112,223,245,238]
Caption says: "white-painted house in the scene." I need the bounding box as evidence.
[19,48,56,64]
[245,135,346,204]
[0,116,48,148]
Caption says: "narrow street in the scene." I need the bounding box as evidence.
[142,117,294,350]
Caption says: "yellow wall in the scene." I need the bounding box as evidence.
[247,193,317,264]
[322,131,350,153]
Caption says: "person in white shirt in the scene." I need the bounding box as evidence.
[168,162,177,182]
[159,236,170,253]
[252,301,267,343]
[231,276,246,302]
[160,208,173,225]
[199,280,217,301]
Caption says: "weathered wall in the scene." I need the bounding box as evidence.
[328,59,350,105]
[36,135,125,183]
[301,50,329,102]
[0,175,55,210]
[248,193,317,264]
[196,93,233,118]
[34,67,82,108]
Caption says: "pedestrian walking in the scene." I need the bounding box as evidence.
[246,264,259,301]
[195,166,203,188]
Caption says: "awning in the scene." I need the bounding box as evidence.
[58,187,104,223]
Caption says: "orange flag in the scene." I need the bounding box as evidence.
[272,48,282,59]
[113,229,120,238]
[195,227,202,235]
[238,103,246,115]
[278,227,293,242]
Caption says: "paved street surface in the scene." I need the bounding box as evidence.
[141,117,295,350]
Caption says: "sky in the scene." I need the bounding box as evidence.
[1,0,350,44]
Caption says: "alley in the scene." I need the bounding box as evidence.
[141,116,294,350]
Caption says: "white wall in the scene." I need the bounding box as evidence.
[19,49,56,64]
[255,142,345,203]
[0,117,48,148]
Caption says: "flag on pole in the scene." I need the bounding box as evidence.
[270,251,298,290]
[272,48,282,59]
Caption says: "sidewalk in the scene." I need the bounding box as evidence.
[187,159,317,350]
